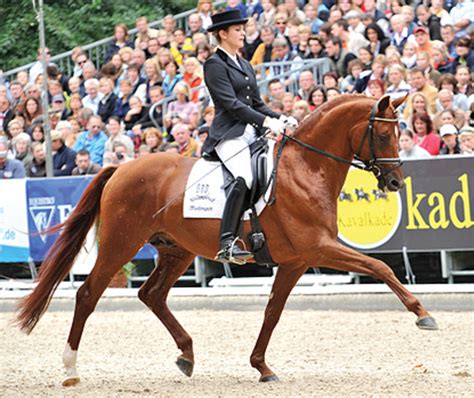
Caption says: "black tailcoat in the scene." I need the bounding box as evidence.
[202,48,279,154]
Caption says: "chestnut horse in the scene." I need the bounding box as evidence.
[16,95,438,385]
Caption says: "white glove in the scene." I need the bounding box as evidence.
[280,115,299,130]
[263,116,285,135]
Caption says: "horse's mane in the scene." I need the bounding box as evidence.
[296,94,374,137]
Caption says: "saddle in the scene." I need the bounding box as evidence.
[203,138,277,267]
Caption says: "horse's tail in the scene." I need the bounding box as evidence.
[16,166,118,334]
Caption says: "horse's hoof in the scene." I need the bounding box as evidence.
[62,376,80,387]
[259,374,280,382]
[176,355,194,377]
[416,316,439,331]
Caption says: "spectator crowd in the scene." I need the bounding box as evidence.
[0,0,473,179]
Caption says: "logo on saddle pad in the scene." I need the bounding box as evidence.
[337,168,402,249]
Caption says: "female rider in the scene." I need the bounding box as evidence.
[204,9,297,264]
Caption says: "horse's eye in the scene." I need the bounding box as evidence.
[378,134,389,144]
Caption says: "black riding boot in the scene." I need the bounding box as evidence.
[215,177,253,264]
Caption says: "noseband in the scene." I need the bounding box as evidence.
[280,101,402,188]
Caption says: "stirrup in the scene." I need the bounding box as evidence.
[215,237,253,265]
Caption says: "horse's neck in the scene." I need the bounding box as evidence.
[282,99,367,198]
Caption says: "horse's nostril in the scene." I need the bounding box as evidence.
[391,179,400,188]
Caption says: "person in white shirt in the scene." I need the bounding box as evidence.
[82,79,104,115]
[399,129,431,159]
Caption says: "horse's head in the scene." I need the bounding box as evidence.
[352,95,407,192]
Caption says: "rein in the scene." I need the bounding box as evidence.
[267,102,402,205]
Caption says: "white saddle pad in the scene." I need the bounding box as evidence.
[183,140,276,219]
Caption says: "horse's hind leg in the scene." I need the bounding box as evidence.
[318,242,438,330]
[138,245,195,377]
[62,234,145,386]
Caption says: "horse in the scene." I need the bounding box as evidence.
[16,94,438,386]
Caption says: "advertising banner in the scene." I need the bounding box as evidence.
[338,156,474,252]
[0,179,29,262]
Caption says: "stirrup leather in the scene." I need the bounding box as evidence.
[215,237,252,265]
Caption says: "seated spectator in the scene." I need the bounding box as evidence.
[268,37,303,87]
[103,116,134,158]
[82,79,103,115]
[282,92,295,117]
[9,80,25,111]
[26,141,46,177]
[133,84,164,131]
[449,0,474,36]
[389,14,412,54]
[171,123,198,157]
[51,129,77,176]
[0,140,26,178]
[403,92,433,129]
[367,79,386,100]
[0,95,14,137]
[127,63,147,102]
[197,0,213,30]
[434,108,465,133]
[30,122,45,143]
[412,111,440,156]
[327,87,342,101]
[401,41,417,69]
[438,73,469,112]
[165,83,200,127]
[72,150,102,175]
[296,70,316,102]
[114,79,133,120]
[98,77,118,122]
[29,47,53,84]
[73,115,108,166]
[162,60,183,97]
[21,96,43,131]
[439,124,461,155]
[135,16,159,51]
[308,86,327,112]
[386,64,411,101]
[415,4,441,41]
[459,127,474,155]
[292,100,310,122]
[250,26,275,68]
[325,35,357,78]
[182,57,203,103]
[143,59,163,103]
[137,144,151,158]
[323,71,339,90]
[305,34,327,60]
[365,23,390,55]
[56,120,76,148]
[331,18,369,57]
[354,54,386,94]
[398,129,431,160]
[7,119,24,139]
[141,127,163,153]
[431,40,454,74]
[452,36,474,71]
[403,68,438,118]
[455,65,472,97]
[196,43,212,64]
[119,46,134,66]
[267,79,286,102]
[257,0,275,29]
[79,62,99,97]
[72,50,89,79]
[341,59,364,93]
[124,96,147,131]
[413,26,433,56]
[104,141,133,166]
[243,16,262,60]
[416,51,441,87]
[345,10,365,35]
[11,132,33,169]
[105,23,134,63]
[68,76,82,97]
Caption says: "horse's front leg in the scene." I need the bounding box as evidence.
[250,264,307,382]
[138,246,196,377]
[319,242,438,330]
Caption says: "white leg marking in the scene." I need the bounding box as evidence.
[62,343,80,385]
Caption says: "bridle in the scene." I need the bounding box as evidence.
[278,101,402,189]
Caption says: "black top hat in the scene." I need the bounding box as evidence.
[207,9,248,33]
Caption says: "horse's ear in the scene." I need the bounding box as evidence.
[391,93,409,110]
[376,95,391,114]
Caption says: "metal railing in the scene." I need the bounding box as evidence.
[1,1,226,80]
[148,58,333,129]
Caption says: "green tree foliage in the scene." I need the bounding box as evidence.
[0,0,194,72]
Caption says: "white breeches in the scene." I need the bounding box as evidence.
[215,125,256,190]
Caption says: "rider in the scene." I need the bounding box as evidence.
[203,9,298,264]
